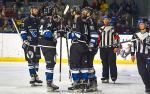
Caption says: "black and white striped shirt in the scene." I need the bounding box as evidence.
[99,26,119,48]
[131,31,150,55]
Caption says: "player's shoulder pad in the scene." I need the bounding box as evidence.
[23,17,29,22]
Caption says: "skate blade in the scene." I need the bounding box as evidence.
[86,87,98,92]
[102,81,109,83]
[113,81,116,84]
[47,87,59,92]
[31,83,42,87]
[62,89,82,93]
[60,89,102,93]
[102,80,109,83]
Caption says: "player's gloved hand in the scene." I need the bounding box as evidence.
[22,40,30,49]
[53,31,59,39]
[131,55,135,63]
[68,32,81,41]
[63,32,68,38]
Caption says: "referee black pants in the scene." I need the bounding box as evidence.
[136,53,150,89]
[100,47,117,79]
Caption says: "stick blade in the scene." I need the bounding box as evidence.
[63,5,69,15]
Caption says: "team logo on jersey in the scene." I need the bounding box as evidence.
[27,51,34,59]
[29,29,38,37]
[90,26,94,30]
[47,23,52,28]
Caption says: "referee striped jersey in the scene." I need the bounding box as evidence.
[99,26,119,48]
[131,31,150,55]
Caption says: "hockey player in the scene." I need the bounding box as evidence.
[68,7,99,92]
[20,7,43,86]
[131,19,150,93]
[39,7,60,91]
[99,15,120,83]
[81,7,99,91]
[67,7,87,91]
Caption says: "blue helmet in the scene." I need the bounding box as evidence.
[103,15,110,19]
[43,30,53,39]
[137,19,145,25]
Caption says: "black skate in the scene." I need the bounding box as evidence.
[80,80,89,92]
[30,77,36,86]
[47,81,59,92]
[87,78,98,92]
[111,77,117,84]
[30,76,43,86]
[101,78,109,83]
[35,76,43,86]
[68,82,81,92]
[146,89,150,94]
[145,86,150,93]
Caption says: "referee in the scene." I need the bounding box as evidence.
[99,15,120,83]
[131,19,150,93]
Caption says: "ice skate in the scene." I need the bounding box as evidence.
[112,77,117,84]
[47,81,59,92]
[87,78,98,92]
[101,78,109,83]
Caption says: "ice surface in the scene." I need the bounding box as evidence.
[0,62,146,94]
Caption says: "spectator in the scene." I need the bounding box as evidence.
[6,19,14,33]
[0,0,5,6]
[120,0,138,16]
[131,0,139,15]
[126,0,138,15]
[119,0,127,15]
[0,0,3,6]
[97,11,104,28]
[0,14,4,32]
[92,0,100,11]
[15,0,29,6]
[24,0,29,6]
[15,0,23,8]
[99,0,109,14]
[82,0,89,8]
[109,0,120,16]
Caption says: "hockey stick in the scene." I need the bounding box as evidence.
[59,34,62,82]
[11,18,56,49]
[64,25,72,81]
[100,38,138,48]
[11,18,23,43]
[65,36,71,80]
[59,5,70,82]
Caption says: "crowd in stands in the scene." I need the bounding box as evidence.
[82,0,139,34]
[0,0,145,34]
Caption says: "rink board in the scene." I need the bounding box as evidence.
[0,58,136,64]
[0,34,135,64]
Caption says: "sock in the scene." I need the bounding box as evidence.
[46,68,54,81]
[28,63,37,77]
[71,69,80,82]
[81,69,89,81]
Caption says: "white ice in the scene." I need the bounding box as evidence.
[0,62,146,94]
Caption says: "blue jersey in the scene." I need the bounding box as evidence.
[21,16,40,45]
